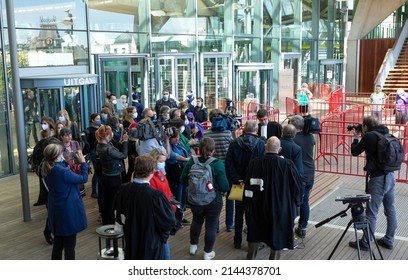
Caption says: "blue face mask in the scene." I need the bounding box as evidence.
[101,114,108,121]
[58,116,65,122]
[162,95,169,101]
[152,115,157,121]
[157,162,166,174]
[95,120,102,126]
[184,119,189,126]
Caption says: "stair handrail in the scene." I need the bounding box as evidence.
[374,19,408,92]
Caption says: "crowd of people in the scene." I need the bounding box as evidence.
[28,85,399,260]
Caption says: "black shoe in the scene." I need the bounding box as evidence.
[91,193,98,198]
[43,230,53,245]
[182,218,191,225]
[376,238,393,249]
[349,240,369,251]
[295,227,306,238]
[33,201,45,207]
[234,242,241,249]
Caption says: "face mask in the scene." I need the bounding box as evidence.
[184,119,189,126]
[95,120,102,126]
[101,114,108,121]
[197,103,202,107]
[152,115,157,121]
[182,108,187,113]
[163,114,170,121]
[180,126,185,133]
[112,99,117,105]
[56,155,64,163]
[132,112,138,119]
[162,95,169,101]
[157,162,166,174]
[58,116,65,122]
[58,127,62,132]
[41,123,49,131]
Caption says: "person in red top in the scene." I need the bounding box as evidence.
[149,148,176,260]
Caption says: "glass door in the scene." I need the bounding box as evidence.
[318,59,343,86]
[146,54,195,109]
[234,63,274,111]
[200,53,232,110]
[96,54,149,115]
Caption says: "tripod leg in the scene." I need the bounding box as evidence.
[328,220,353,260]
[368,224,384,260]
[353,222,362,260]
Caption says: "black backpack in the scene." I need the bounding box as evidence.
[303,114,320,134]
[372,131,404,172]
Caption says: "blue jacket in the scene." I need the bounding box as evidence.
[44,161,88,236]
[167,141,189,165]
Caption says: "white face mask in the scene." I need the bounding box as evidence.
[180,126,185,133]
[132,112,138,119]
[112,99,117,105]
[157,162,166,174]
[58,116,65,122]
[41,123,49,131]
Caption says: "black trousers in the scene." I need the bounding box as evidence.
[51,234,77,260]
[101,174,121,225]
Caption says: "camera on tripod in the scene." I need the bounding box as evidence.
[335,194,371,204]
[347,123,363,132]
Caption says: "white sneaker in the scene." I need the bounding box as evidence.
[203,251,215,260]
[189,244,198,255]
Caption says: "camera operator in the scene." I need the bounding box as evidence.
[350,116,397,251]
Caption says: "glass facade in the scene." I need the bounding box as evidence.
[0,0,407,177]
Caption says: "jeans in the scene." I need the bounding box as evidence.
[225,197,234,228]
[190,202,222,253]
[52,234,77,260]
[171,182,188,211]
[298,179,315,229]
[163,241,170,260]
[362,173,397,245]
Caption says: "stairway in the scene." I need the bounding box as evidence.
[383,38,408,94]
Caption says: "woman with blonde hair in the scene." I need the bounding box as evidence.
[57,109,80,142]
[42,143,88,260]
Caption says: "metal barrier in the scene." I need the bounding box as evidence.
[315,106,408,183]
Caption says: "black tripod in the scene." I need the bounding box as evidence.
[315,202,384,260]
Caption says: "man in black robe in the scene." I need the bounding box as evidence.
[244,136,303,260]
[115,154,176,260]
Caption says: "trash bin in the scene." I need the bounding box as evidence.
[96,224,125,260]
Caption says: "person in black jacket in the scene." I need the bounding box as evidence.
[84,113,101,198]
[225,120,265,249]
[193,97,208,123]
[114,154,175,260]
[256,108,282,140]
[349,116,397,251]
[95,125,128,226]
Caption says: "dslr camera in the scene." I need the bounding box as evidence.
[335,194,371,204]
[347,123,363,132]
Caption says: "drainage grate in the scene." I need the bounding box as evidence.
[309,188,408,239]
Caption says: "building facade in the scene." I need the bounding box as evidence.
[0,0,407,177]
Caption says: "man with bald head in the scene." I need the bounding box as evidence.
[225,119,265,249]
[244,136,303,260]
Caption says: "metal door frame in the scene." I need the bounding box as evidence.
[234,63,274,106]
[200,53,233,108]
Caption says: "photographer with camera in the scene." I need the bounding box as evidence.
[349,116,397,251]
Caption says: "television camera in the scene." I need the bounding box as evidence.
[347,123,363,132]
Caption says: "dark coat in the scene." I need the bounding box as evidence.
[96,142,128,176]
[193,106,208,123]
[244,154,302,250]
[351,125,389,178]
[280,136,304,178]
[257,121,282,140]
[44,161,88,236]
[225,133,265,184]
[114,182,176,260]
